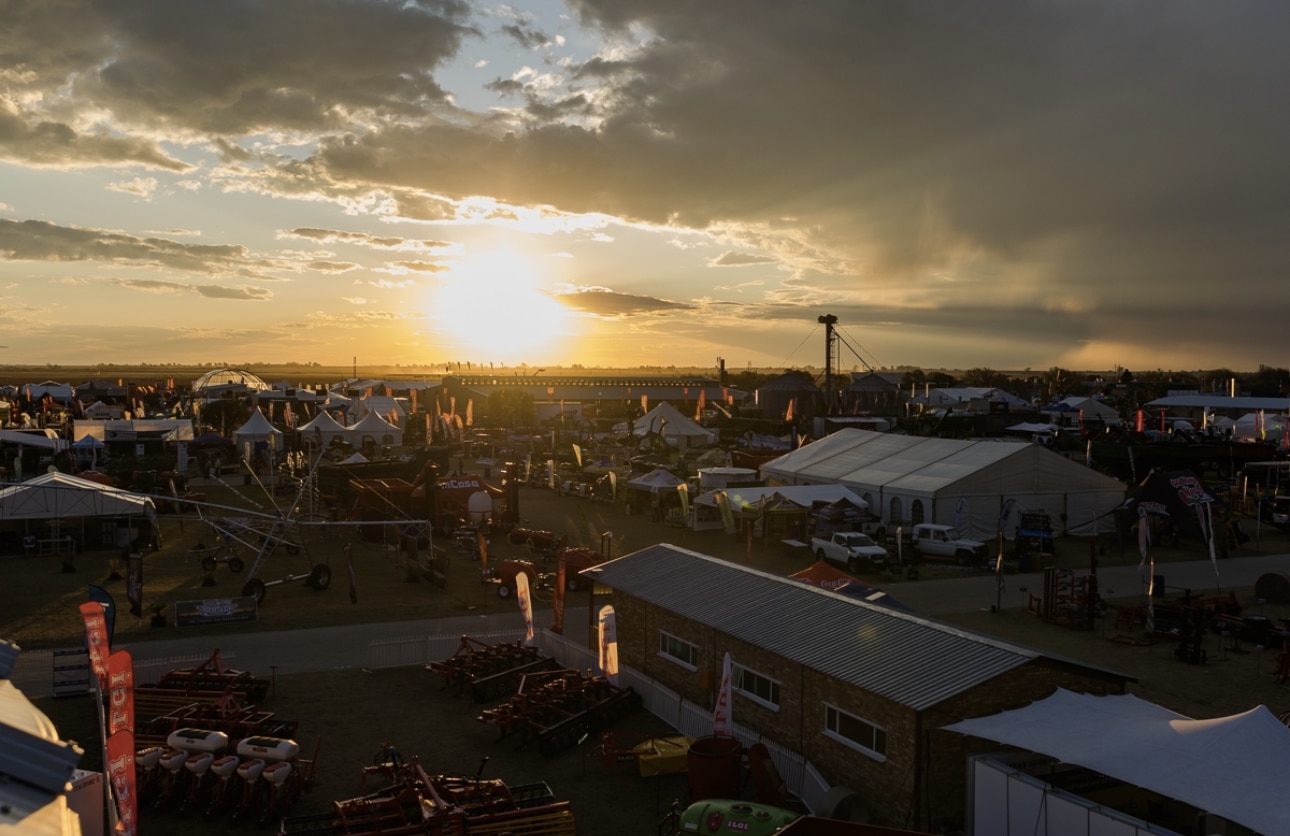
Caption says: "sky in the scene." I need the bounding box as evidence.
[2,1,1288,375]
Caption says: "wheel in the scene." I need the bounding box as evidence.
[228,556,244,573]
[497,582,512,599]
[815,549,826,561]
[201,555,217,572]
[308,563,332,591]
[241,578,267,604]
[847,557,859,573]
[566,574,580,592]
[955,550,970,566]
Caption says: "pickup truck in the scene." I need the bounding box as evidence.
[811,531,889,572]
[909,523,989,567]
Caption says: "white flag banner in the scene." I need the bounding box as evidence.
[516,571,534,646]
[598,605,619,686]
[712,651,733,737]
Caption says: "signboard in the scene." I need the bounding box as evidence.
[173,596,258,627]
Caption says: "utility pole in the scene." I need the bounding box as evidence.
[818,314,837,414]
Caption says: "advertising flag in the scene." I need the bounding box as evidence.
[477,530,489,575]
[641,393,648,414]
[712,651,733,737]
[952,497,967,531]
[516,571,534,646]
[106,729,138,836]
[677,483,690,521]
[79,601,110,690]
[715,490,736,534]
[695,389,706,420]
[106,649,134,736]
[598,605,619,686]
[87,585,116,644]
[552,546,566,635]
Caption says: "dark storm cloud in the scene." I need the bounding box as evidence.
[0,100,188,170]
[1,0,476,139]
[556,287,693,317]
[0,219,286,277]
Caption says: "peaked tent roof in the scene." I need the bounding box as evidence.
[297,410,348,435]
[631,402,717,444]
[233,409,282,437]
[942,688,1290,836]
[626,468,685,493]
[348,410,401,434]
[0,472,155,519]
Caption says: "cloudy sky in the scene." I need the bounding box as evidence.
[2,1,1287,374]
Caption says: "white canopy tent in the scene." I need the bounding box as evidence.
[347,410,403,448]
[232,409,284,470]
[630,402,717,448]
[760,428,1125,540]
[625,468,685,493]
[943,688,1290,836]
[297,409,351,447]
[0,471,155,520]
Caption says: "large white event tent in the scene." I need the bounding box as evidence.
[347,411,403,448]
[0,472,155,520]
[759,428,1125,540]
[943,688,1290,836]
[232,409,284,462]
[297,409,350,447]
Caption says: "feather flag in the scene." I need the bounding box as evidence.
[712,651,733,736]
[953,497,967,531]
[640,393,648,413]
[695,389,706,421]
[598,605,619,686]
[516,571,534,646]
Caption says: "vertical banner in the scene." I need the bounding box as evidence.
[106,730,138,836]
[87,585,116,645]
[78,601,110,690]
[126,551,143,618]
[106,649,134,736]
[712,651,733,737]
[598,605,619,686]
[953,497,967,531]
[715,490,736,534]
[476,530,489,575]
[552,547,566,635]
[516,571,534,646]
[676,483,690,522]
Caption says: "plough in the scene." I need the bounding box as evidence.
[476,668,643,757]
[137,648,270,709]
[425,635,560,702]
[279,752,575,835]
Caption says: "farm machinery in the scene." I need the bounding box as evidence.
[136,730,318,825]
[134,648,270,717]
[425,635,561,702]
[477,667,643,757]
[279,751,576,835]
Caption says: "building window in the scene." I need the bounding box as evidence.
[658,631,698,670]
[824,703,887,761]
[733,664,781,710]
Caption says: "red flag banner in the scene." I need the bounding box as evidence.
[106,729,138,836]
[78,601,110,690]
[552,547,567,635]
[106,649,134,736]
[712,651,733,736]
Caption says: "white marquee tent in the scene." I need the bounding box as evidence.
[630,402,717,448]
[347,410,403,448]
[759,428,1125,539]
[232,409,284,461]
[297,409,350,446]
[943,688,1290,836]
[0,472,155,520]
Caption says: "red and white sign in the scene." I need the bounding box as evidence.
[78,601,110,691]
[106,729,138,836]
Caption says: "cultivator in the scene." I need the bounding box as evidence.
[425,635,561,702]
[477,668,642,757]
[135,649,270,717]
[136,730,318,826]
[280,754,576,835]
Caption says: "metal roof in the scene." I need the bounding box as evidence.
[588,544,1110,711]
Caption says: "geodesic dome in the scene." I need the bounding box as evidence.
[192,368,272,393]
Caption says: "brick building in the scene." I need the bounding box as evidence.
[586,545,1134,831]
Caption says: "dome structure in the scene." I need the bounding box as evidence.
[192,368,272,394]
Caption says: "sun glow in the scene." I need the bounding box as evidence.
[429,248,571,359]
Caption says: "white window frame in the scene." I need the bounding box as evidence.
[657,630,698,671]
[823,702,887,762]
[732,663,781,710]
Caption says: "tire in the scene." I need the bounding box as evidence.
[201,555,217,572]
[815,549,827,562]
[566,575,580,592]
[955,550,969,566]
[847,557,859,573]
[497,582,512,599]
[228,557,244,573]
[307,563,332,591]
[242,578,267,604]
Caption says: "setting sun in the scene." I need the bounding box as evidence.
[428,248,572,361]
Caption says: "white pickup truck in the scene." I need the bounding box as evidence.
[810,531,889,572]
[909,523,989,567]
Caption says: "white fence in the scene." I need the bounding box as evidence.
[9,648,237,699]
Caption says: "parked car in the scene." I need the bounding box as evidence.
[909,523,988,567]
[810,531,889,572]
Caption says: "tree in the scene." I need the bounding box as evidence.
[959,368,1011,389]
[484,389,534,429]
[197,398,250,437]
